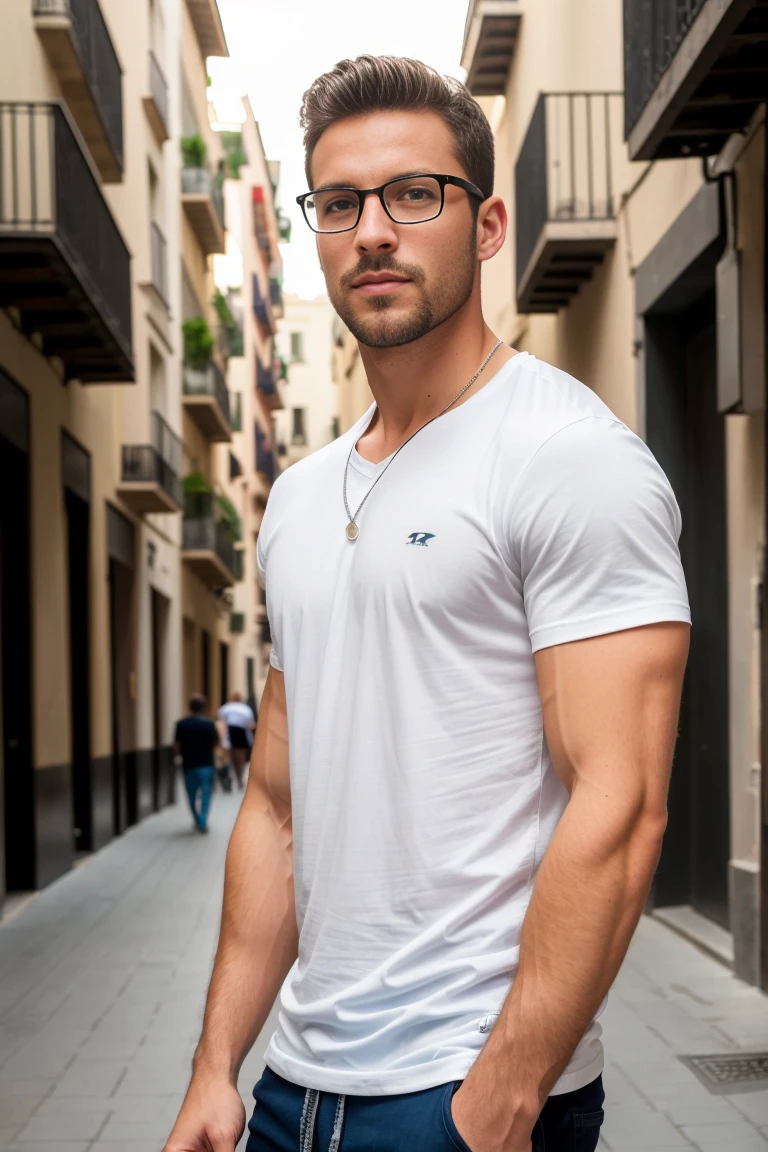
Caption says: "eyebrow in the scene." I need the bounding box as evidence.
[310,172,437,192]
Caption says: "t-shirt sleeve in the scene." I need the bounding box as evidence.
[509,417,691,653]
[256,531,283,671]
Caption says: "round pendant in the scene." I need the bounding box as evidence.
[346,521,360,541]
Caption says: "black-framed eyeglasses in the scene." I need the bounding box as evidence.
[296,173,485,234]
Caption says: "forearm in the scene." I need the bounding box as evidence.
[193,670,296,1084]
[194,791,297,1081]
[466,785,665,1118]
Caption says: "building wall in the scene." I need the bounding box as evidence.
[462,0,766,980]
[275,295,339,465]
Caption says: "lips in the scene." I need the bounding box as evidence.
[351,273,412,296]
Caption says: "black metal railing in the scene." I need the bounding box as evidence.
[623,0,707,138]
[121,411,182,506]
[150,221,168,302]
[256,358,276,397]
[33,0,123,170]
[182,493,236,577]
[252,273,271,329]
[148,50,169,135]
[182,360,231,427]
[515,92,622,289]
[269,277,283,310]
[0,102,132,358]
[255,424,276,483]
[181,165,225,230]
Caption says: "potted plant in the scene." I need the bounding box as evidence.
[182,317,214,394]
[181,133,207,169]
[182,472,213,520]
[217,493,242,542]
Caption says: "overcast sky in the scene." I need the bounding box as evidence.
[214,0,470,298]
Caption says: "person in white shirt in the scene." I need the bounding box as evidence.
[216,692,256,791]
[165,55,690,1152]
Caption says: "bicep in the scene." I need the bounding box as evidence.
[534,622,689,812]
[246,666,290,818]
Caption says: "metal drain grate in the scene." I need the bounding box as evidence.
[679,1053,768,1095]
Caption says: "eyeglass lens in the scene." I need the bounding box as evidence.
[305,176,443,233]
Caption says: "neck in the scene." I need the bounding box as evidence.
[355,299,515,463]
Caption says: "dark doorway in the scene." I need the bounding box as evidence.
[246,656,257,719]
[108,560,135,834]
[65,489,91,851]
[220,641,229,706]
[646,292,730,928]
[0,378,33,893]
[151,589,170,811]
[201,629,211,701]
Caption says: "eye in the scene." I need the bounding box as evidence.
[325,196,357,214]
[398,185,437,202]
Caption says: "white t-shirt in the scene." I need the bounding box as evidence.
[257,353,690,1097]
[217,702,255,748]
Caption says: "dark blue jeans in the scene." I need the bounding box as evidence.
[183,765,214,830]
[246,1065,605,1151]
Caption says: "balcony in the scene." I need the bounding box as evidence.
[255,424,277,485]
[33,0,123,182]
[182,494,236,588]
[252,273,275,335]
[256,358,282,411]
[149,221,168,304]
[230,611,245,634]
[185,0,228,59]
[624,0,768,160]
[143,51,169,146]
[118,411,182,515]
[461,0,522,96]
[183,360,231,441]
[515,93,621,313]
[181,166,225,256]
[269,276,284,318]
[0,102,133,381]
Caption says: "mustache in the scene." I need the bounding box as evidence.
[339,256,425,291]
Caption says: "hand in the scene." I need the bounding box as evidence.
[450,1082,536,1152]
[163,1072,246,1152]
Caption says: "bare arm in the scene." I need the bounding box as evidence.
[164,668,296,1152]
[452,622,689,1152]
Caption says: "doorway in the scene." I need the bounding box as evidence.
[65,488,91,851]
[220,641,229,706]
[151,589,171,809]
[0,375,33,894]
[107,505,136,836]
[646,292,730,927]
[201,629,211,701]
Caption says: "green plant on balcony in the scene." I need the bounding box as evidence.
[222,131,247,179]
[217,492,242,542]
[275,355,289,381]
[182,472,213,520]
[213,290,235,329]
[181,133,207,169]
[278,211,292,244]
[182,317,214,371]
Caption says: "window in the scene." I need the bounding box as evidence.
[292,407,307,446]
[290,331,304,361]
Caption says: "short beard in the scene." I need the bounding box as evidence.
[329,228,478,349]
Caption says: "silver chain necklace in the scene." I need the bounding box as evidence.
[343,340,504,541]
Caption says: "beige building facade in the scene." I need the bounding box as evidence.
[275,295,339,466]
[460,0,767,983]
[0,0,282,912]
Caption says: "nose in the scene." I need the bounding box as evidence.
[354,191,399,255]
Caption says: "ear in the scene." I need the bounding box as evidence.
[476,195,507,264]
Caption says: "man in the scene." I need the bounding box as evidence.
[217,691,257,790]
[173,694,219,834]
[165,56,690,1152]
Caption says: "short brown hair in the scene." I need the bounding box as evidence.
[300,55,494,199]
[189,693,207,715]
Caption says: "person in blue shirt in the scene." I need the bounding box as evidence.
[173,694,219,834]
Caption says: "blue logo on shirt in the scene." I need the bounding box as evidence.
[406,532,436,547]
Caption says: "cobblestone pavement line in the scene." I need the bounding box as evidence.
[4,794,768,1150]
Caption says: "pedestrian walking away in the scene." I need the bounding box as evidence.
[164,56,690,1152]
[217,690,257,790]
[173,693,219,834]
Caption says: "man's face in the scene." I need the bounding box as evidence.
[309,111,479,349]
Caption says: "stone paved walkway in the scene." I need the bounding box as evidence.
[3,791,768,1150]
